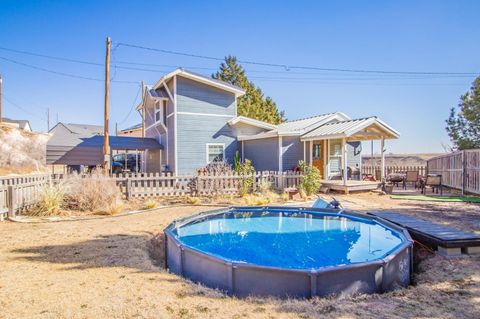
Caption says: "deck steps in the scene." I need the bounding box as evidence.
[369,211,480,256]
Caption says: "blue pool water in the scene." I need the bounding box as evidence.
[173,210,404,270]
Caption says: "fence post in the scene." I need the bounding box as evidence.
[7,185,16,219]
[462,150,466,195]
[126,178,132,200]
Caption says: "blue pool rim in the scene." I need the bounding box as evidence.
[164,206,414,298]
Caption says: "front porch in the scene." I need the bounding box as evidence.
[320,179,382,194]
[301,117,400,193]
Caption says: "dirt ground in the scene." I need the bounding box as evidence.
[0,193,479,319]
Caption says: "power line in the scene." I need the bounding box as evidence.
[115,41,480,76]
[0,46,103,66]
[0,55,138,84]
[3,94,47,121]
[118,84,141,125]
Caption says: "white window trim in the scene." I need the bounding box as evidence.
[206,143,225,164]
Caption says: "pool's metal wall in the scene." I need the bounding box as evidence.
[165,208,413,298]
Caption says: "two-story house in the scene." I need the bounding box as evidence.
[137,68,399,179]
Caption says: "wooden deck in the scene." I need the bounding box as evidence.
[370,211,480,256]
[321,180,381,194]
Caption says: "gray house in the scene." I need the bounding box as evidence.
[137,68,400,179]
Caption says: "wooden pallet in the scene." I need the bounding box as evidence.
[369,211,480,256]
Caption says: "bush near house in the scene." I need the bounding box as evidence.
[297,160,322,196]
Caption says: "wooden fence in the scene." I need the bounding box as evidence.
[427,149,480,195]
[362,165,427,179]
[115,171,303,199]
[1,171,303,219]
[0,174,50,220]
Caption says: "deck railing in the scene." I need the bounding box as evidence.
[361,165,427,180]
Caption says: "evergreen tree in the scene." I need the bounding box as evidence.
[446,76,480,150]
[213,56,286,124]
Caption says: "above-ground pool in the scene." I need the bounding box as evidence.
[164,207,413,298]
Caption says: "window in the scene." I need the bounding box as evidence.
[313,144,322,160]
[329,139,342,173]
[154,101,161,123]
[207,144,225,163]
[162,100,167,126]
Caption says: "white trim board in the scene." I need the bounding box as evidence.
[176,111,234,118]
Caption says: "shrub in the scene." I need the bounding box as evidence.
[28,180,67,216]
[257,179,273,194]
[185,196,200,205]
[64,170,123,215]
[235,159,255,196]
[143,198,157,210]
[298,160,322,196]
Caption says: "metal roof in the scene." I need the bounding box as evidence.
[153,68,246,96]
[301,117,400,141]
[75,135,162,150]
[62,123,103,135]
[277,112,347,134]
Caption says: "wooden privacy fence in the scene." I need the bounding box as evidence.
[427,149,480,195]
[0,174,50,220]
[362,165,427,179]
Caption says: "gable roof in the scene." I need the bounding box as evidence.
[2,117,31,130]
[55,123,104,135]
[301,116,400,141]
[153,68,246,97]
[227,116,277,130]
[237,112,351,141]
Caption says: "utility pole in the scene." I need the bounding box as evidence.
[56,112,59,124]
[115,122,118,136]
[141,80,145,138]
[46,107,50,131]
[0,74,3,123]
[103,37,111,176]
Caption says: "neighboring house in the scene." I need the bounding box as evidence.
[46,122,162,170]
[118,123,142,137]
[138,68,399,179]
[1,117,32,131]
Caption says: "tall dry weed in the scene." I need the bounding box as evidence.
[64,170,123,215]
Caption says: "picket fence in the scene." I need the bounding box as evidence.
[427,149,480,195]
[0,171,303,219]
[0,174,50,220]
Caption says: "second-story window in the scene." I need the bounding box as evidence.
[155,101,161,122]
[162,100,167,126]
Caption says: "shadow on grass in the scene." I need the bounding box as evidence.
[11,232,172,275]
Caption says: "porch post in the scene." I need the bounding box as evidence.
[303,141,306,163]
[309,141,313,166]
[343,139,348,186]
[380,138,385,181]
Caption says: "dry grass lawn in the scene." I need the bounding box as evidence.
[0,194,479,319]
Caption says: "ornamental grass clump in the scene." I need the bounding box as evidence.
[28,180,67,216]
[64,170,123,215]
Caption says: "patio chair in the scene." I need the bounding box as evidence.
[421,174,443,196]
[403,171,419,190]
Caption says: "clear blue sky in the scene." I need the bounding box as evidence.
[1,0,479,153]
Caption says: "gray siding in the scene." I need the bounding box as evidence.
[281,136,304,171]
[176,76,236,116]
[243,137,279,171]
[176,114,237,174]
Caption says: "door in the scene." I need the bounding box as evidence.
[312,141,325,179]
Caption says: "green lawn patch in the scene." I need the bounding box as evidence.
[390,195,480,203]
